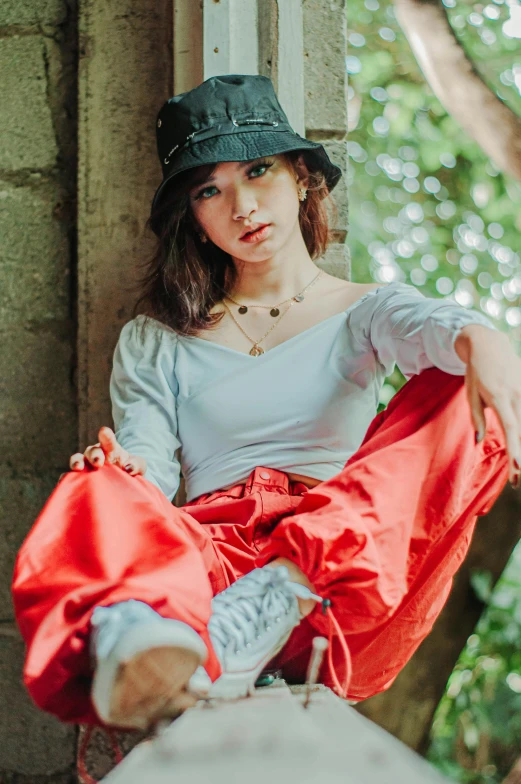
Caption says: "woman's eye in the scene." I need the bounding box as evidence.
[196,186,217,200]
[250,162,273,178]
[194,162,272,200]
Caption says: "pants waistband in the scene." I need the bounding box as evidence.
[243,466,292,494]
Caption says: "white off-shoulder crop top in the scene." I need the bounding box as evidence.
[110,281,497,503]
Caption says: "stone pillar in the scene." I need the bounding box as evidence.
[259,0,349,277]
[0,0,78,779]
[258,0,306,135]
[303,0,350,280]
[78,0,174,446]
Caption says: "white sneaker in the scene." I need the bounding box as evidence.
[90,600,208,729]
[206,565,322,699]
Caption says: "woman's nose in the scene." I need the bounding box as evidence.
[231,187,258,221]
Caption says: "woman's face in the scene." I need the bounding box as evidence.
[188,154,308,263]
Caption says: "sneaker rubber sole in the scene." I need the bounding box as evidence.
[91,620,208,729]
[208,627,293,699]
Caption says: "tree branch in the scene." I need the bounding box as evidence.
[392,0,521,181]
[502,758,521,784]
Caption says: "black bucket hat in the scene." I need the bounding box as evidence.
[150,74,342,236]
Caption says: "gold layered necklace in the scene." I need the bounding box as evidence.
[222,269,323,356]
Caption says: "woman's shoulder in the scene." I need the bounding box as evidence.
[328,278,410,313]
[116,314,179,359]
[343,280,387,307]
[340,280,426,345]
[319,275,381,311]
[340,280,424,313]
[315,276,423,327]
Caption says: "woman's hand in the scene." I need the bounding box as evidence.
[455,324,521,488]
[69,426,147,477]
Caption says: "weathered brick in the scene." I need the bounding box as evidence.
[303,0,348,135]
[322,139,349,232]
[0,634,76,776]
[0,473,61,619]
[0,36,58,170]
[318,242,351,280]
[0,180,70,326]
[0,0,67,27]
[0,326,76,473]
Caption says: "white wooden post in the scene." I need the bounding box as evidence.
[173,0,203,94]
[202,0,258,77]
[173,0,305,137]
[274,0,305,135]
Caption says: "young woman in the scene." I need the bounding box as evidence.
[12,75,520,732]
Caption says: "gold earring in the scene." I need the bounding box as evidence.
[199,232,208,243]
[298,187,308,202]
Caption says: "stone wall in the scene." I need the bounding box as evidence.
[0,0,78,780]
[0,0,348,777]
[303,0,350,279]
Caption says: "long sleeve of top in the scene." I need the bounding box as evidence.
[110,316,182,501]
[110,283,499,502]
[345,282,499,378]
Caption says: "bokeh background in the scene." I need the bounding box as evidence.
[347,0,521,780]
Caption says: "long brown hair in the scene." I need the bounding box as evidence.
[133,151,337,337]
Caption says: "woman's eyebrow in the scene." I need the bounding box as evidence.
[193,160,261,188]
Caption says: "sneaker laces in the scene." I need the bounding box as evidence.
[207,565,352,701]
[208,566,316,657]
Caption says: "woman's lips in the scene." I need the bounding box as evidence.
[239,224,271,243]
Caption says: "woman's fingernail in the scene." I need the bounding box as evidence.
[514,457,521,471]
[511,474,520,489]
[72,462,80,469]
[125,464,133,472]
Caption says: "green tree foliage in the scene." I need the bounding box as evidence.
[347,0,521,410]
[347,0,521,780]
[428,549,521,783]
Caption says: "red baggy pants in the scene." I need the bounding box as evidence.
[12,368,509,725]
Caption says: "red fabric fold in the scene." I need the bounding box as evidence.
[12,368,508,724]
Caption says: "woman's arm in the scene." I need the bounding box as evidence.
[110,316,182,501]
[455,323,521,487]
[347,282,521,486]
[350,281,499,378]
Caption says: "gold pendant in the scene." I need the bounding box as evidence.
[249,345,264,356]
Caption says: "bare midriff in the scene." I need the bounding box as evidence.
[218,471,323,493]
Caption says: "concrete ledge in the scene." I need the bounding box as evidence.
[98,682,449,783]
